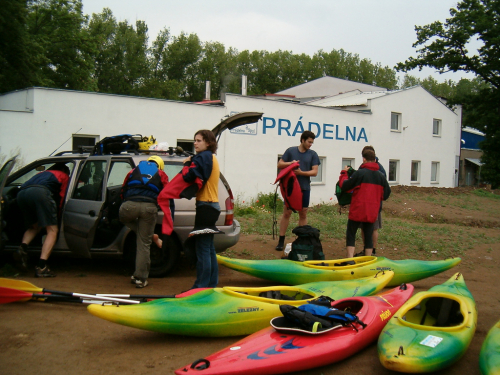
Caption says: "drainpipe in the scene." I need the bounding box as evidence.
[242,75,247,96]
[205,81,211,100]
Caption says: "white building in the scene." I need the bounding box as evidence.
[0,77,461,204]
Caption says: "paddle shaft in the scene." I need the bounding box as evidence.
[42,289,140,304]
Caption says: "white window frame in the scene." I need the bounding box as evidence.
[341,158,355,169]
[72,134,99,151]
[311,156,326,184]
[391,112,401,132]
[433,119,442,137]
[411,160,421,183]
[388,159,399,184]
[431,161,440,183]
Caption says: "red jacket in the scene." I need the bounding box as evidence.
[338,162,391,223]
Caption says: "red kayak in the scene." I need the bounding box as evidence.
[175,284,414,375]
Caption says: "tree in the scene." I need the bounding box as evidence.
[396,0,500,188]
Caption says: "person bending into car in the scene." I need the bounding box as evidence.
[120,155,169,288]
[14,163,70,277]
[182,130,222,289]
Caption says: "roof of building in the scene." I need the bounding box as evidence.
[275,76,387,98]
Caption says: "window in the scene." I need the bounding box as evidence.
[433,119,441,136]
[9,161,75,186]
[73,160,107,201]
[72,135,98,151]
[341,158,355,169]
[391,112,401,131]
[177,140,194,153]
[388,160,399,183]
[311,157,326,184]
[431,162,440,183]
[411,161,421,183]
[107,161,133,187]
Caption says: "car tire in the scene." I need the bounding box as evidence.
[123,231,181,277]
[149,233,181,277]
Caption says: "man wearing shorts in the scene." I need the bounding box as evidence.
[338,149,391,258]
[14,163,70,277]
[275,131,320,251]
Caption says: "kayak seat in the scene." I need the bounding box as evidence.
[258,290,314,300]
[425,297,463,327]
[333,261,356,266]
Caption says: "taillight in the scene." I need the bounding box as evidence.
[224,188,234,226]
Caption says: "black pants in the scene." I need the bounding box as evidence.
[346,219,374,248]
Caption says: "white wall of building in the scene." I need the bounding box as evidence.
[0,85,461,206]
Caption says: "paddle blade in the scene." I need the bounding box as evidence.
[0,278,43,293]
[0,287,33,303]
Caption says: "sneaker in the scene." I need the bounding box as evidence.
[135,279,148,288]
[275,243,284,251]
[13,246,28,270]
[131,275,138,284]
[35,266,56,278]
[353,251,365,257]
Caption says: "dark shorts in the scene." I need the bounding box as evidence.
[17,186,58,227]
[302,190,310,208]
[346,219,374,248]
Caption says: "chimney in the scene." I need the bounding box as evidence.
[205,81,211,100]
[242,75,247,96]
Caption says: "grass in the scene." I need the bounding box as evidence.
[233,187,500,260]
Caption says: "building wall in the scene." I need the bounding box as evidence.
[0,86,461,205]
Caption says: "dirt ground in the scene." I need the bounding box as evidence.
[1,188,499,375]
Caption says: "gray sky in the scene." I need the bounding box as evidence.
[81,0,477,82]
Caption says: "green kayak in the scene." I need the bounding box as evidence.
[217,255,461,286]
[87,272,393,337]
[480,319,500,375]
[378,272,476,373]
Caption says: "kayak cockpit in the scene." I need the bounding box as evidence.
[222,286,314,305]
[304,256,377,269]
[399,294,466,329]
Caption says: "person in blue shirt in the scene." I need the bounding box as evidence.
[275,131,320,251]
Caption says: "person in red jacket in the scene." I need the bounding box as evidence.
[14,163,70,277]
[338,149,391,258]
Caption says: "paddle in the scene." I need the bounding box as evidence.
[0,285,141,304]
[0,278,177,300]
[0,287,137,305]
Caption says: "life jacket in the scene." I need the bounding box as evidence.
[274,162,302,212]
[276,301,366,333]
[123,161,162,201]
[158,162,203,235]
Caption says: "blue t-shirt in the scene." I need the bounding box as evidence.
[281,146,320,190]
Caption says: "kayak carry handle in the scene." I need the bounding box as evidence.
[399,283,408,290]
[190,358,210,370]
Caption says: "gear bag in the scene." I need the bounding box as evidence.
[288,225,324,261]
[92,134,141,155]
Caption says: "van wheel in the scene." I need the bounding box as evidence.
[149,234,180,277]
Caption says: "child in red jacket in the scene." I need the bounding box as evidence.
[338,149,391,258]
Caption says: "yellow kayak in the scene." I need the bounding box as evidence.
[378,273,476,373]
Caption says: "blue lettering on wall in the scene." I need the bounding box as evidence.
[260,116,368,142]
[335,125,344,140]
[292,117,305,136]
[278,118,292,136]
[346,126,356,141]
[308,122,321,138]
[263,117,276,134]
[323,124,334,139]
[357,128,368,142]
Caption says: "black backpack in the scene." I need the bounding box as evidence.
[288,225,324,261]
[92,134,141,155]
